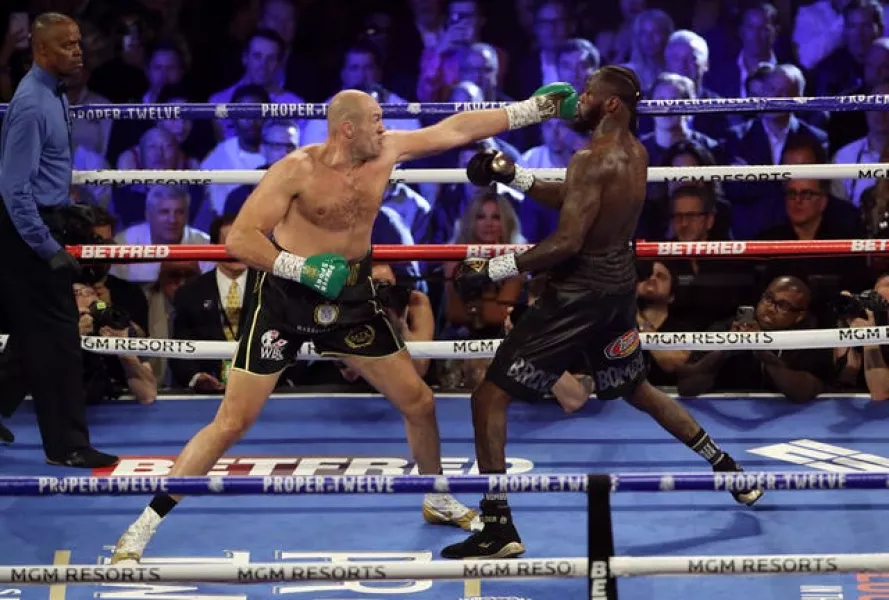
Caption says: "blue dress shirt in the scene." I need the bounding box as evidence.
[0,65,72,260]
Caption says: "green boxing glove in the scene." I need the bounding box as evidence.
[505,81,578,130]
[273,251,350,299]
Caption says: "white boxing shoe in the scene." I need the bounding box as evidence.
[110,508,162,564]
[422,494,480,531]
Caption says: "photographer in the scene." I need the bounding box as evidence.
[677,276,832,403]
[834,274,889,400]
[75,282,157,405]
[331,264,435,385]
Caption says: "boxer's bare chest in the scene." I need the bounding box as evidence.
[295,162,390,232]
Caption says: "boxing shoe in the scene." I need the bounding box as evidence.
[441,512,525,559]
[713,453,764,506]
[46,447,118,468]
[110,507,162,564]
[423,493,479,531]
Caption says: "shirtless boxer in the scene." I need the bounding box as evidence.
[110,84,577,563]
[441,66,763,560]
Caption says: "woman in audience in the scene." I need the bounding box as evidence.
[441,191,525,389]
[621,9,674,92]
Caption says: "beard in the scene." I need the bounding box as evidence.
[571,102,602,134]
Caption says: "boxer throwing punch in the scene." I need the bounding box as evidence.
[111,84,577,562]
[442,66,762,560]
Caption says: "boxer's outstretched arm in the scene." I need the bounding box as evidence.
[225,154,310,271]
[515,150,614,273]
[388,109,510,162]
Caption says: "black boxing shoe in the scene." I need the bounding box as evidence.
[713,453,764,506]
[46,447,118,469]
[441,511,525,559]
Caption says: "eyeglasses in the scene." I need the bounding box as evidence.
[785,189,824,202]
[671,211,708,221]
[762,290,803,313]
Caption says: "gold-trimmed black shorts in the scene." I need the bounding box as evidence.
[233,254,405,375]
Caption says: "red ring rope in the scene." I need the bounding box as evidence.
[66,239,889,263]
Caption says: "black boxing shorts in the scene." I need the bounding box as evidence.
[233,252,405,376]
[486,250,646,401]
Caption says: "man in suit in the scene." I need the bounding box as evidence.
[724,64,828,240]
[169,214,247,392]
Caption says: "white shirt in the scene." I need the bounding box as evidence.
[70,88,112,156]
[208,80,305,139]
[383,183,431,233]
[793,1,844,70]
[301,91,421,146]
[519,144,573,168]
[200,137,266,216]
[111,223,213,283]
[738,51,776,98]
[215,268,247,311]
[73,145,110,207]
[832,136,882,207]
[762,116,796,165]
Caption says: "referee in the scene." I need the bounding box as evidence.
[0,13,116,468]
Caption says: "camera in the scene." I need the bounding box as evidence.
[375,280,412,315]
[88,300,131,334]
[834,290,889,326]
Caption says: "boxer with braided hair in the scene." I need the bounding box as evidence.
[443,66,761,560]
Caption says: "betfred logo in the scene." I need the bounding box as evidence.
[93,456,535,477]
[604,330,640,360]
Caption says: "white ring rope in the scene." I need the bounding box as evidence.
[2,553,887,585]
[72,162,889,186]
[0,327,879,360]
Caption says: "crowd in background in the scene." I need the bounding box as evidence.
[2,0,889,403]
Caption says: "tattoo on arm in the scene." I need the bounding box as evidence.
[515,150,613,273]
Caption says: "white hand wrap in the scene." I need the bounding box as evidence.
[505,96,553,130]
[509,165,535,193]
[488,253,520,281]
[272,251,306,282]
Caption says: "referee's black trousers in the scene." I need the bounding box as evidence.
[0,203,90,458]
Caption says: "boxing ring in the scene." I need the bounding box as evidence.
[2,95,889,600]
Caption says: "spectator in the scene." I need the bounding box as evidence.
[208,30,304,140]
[517,120,586,242]
[112,186,212,284]
[832,80,889,207]
[145,261,202,387]
[141,41,187,104]
[442,191,525,388]
[66,56,111,158]
[444,0,487,47]
[811,0,884,97]
[705,2,778,99]
[677,276,832,403]
[622,9,674,93]
[383,183,432,243]
[223,119,301,216]
[828,36,889,153]
[257,0,319,101]
[201,84,270,219]
[835,275,889,399]
[595,0,646,65]
[74,282,157,405]
[89,206,150,334]
[301,42,421,146]
[794,0,855,70]
[506,0,572,99]
[555,38,599,97]
[460,43,510,101]
[169,215,248,393]
[635,261,691,387]
[725,64,828,239]
[662,29,734,140]
[112,127,204,229]
[860,145,889,238]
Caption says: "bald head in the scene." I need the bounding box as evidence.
[326,89,385,161]
[327,89,375,132]
[770,275,811,308]
[31,12,82,78]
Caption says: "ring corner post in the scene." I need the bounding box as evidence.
[587,473,617,600]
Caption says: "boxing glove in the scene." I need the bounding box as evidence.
[505,82,578,130]
[465,149,535,193]
[273,251,351,299]
[453,255,521,298]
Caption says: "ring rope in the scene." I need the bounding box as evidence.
[0,470,867,496]
[1,94,885,120]
[0,326,879,360]
[71,163,888,186]
[66,239,889,263]
[0,553,885,585]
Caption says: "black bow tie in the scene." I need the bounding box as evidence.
[55,82,68,96]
